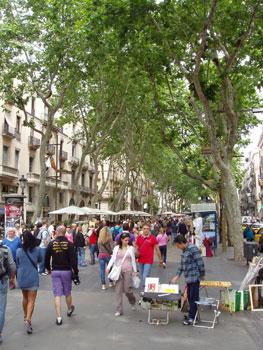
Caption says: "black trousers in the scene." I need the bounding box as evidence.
[187,281,200,320]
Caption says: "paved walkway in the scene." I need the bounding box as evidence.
[2,243,263,349]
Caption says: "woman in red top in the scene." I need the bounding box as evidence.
[89,229,97,265]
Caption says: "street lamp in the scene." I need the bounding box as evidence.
[19,175,28,196]
[19,175,27,223]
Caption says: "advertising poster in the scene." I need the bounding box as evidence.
[5,204,22,232]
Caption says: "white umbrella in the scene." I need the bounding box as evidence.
[81,207,98,215]
[49,205,86,215]
[135,211,151,217]
[161,211,176,216]
[81,207,118,216]
[117,210,139,216]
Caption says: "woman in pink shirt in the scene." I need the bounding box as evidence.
[106,232,137,316]
[65,226,74,243]
[156,228,168,268]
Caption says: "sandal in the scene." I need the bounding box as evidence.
[24,320,33,334]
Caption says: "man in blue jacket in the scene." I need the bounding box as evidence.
[172,235,205,325]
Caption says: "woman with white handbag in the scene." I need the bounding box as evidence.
[106,232,137,316]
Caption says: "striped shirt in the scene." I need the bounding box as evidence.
[176,243,205,284]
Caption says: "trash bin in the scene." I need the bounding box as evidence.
[243,241,258,263]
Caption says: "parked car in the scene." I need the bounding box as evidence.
[254,227,263,246]
[251,223,263,234]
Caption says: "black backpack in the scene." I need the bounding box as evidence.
[0,244,8,279]
[112,227,121,241]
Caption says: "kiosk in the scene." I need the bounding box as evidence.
[191,203,218,251]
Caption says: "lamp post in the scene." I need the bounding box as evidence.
[19,175,28,222]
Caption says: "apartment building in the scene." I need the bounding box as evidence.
[0,97,156,224]
[240,135,262,217]
[0,98,96,224]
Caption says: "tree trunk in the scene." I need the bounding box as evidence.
[35,120,53,219]
[221,167,243,260]
[111,162,133,211]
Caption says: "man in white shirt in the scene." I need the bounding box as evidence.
[38,221,51,275]
[48,221,55,239]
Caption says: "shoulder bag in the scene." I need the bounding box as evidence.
[108,248,129,281]
[134,237,148,259]
[24,250,38,271]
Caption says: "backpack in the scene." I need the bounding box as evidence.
[0,244,9,279]
[112,227,121,241]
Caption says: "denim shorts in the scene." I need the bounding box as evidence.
[51,270,72,297]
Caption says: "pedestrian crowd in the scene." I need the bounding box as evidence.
[0,215,205,346]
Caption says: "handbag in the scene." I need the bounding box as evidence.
[132,275,140,289]
[108,249,129,281]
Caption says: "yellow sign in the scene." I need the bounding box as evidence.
[200,281,232,288]
[89,221,95,229]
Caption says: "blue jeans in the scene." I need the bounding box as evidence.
[98,256,112,285]
[89,244,97,264]
[0,279,8,336]
[139,263,152,290]
[38,248,47,274]
[187,281,200,320]
[77,247,86,266]
[171,232,177,245]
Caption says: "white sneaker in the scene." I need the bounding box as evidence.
[102,284,107,290]
[115,312,122,317]
[131,304,136,310]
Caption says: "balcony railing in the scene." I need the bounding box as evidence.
[46,144,56,155]
[0,165,19,179]
[69,156,79,167]
[60,150,68,161]
[2,123,15,138]
[28,136,41,149]
[26,172,40,182]
[88,163,95,173]
[82,161,89,170]
[15,131,21,141]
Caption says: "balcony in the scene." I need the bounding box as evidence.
[26,172,40,183]
[46,144,56,155]
[88,163,95,173]
[82,161,89,170]
[79,185,94,195]
[2,123,15,139]
[28,136,41,150]
[0,165,19,179]
[15,131,21,141]
[60,150,68,161]
[69,156,79,167]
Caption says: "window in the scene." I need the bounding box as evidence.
[59,192,63,204]
[89,175,93,188]
[16,116,21,133]
[72,144,76,157]
[71,170,75,184]
[2,146,8,165]
[14,150,20,169]
[81,173,85,186]
[28,186,33,202]
[29,156,34,172]
[31,97,35,116]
